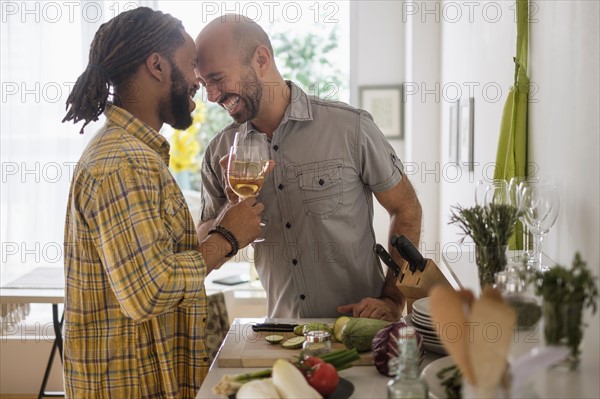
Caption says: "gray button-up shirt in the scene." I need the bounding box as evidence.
[201,82,405,318]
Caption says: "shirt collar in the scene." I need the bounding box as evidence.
[242,81,313,134]
[105,104,171,164]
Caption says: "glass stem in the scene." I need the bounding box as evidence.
[534,234,546,272]
[522,222,530,256]
[530,233,540,270]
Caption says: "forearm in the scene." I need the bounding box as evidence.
[387,191,422,250]
[198,231,234,272]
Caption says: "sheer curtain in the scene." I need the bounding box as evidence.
[0,1,155,325]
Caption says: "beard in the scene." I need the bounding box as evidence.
[229,67,263,124]
[160,63,193,130]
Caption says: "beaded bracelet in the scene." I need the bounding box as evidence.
[208,225,239,258]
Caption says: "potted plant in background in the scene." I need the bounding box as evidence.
[532,252,598,370]
[449,203,521,289]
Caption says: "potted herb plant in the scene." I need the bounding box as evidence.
[449,203,520,288]
[532,252,598,370]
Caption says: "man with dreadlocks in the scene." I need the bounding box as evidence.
[62,7,264,398]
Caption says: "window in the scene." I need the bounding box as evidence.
[0,0,349,287]
[158,1,350,190]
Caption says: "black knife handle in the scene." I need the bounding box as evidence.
[374,244,401,278]
[391,235,427,272]
[251,323,298,332]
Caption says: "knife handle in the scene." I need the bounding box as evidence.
[374,244,401,278]
[391,235,427,272]
[251,323,298,332]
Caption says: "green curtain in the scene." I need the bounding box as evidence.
[493,0,529,249]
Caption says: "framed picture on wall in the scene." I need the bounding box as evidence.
[359,85,404,139]
[449,102,459,163]
[459,97,474,171]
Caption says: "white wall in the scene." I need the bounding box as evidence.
[437,0,599,278]
[438,0,599,379]
[356,0,599,380]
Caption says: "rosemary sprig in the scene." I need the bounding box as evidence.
[448,203,520,247]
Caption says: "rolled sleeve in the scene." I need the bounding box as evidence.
[358,111,404,192]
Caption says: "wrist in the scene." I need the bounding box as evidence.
[208,225,239,258]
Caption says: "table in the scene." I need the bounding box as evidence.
[0,266,65,398]
[0,261,262,398]
[197,251,600,398]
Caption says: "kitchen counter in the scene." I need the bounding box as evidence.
[195,317,443,398]
[197,251,600,398]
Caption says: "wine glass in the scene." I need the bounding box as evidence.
[508,176,540,264]
[227,132,270,242]
[475,179,510,206]
[521,183,560,272]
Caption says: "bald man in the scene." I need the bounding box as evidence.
[195,14,422,322]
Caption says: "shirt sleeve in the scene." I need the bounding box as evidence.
[200,145,228,222]
[90,162,205,322]
[357,110,405,192]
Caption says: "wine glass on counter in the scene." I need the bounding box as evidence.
[508,176,541,265]
[227,131,270,242]
[475,179,510,206]
[520,183,560,272]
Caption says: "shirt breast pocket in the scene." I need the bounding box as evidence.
[162,194,188,244]
[298,160,343,217]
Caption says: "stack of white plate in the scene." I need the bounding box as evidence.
[407,297,447,355]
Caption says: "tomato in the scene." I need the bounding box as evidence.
[306,362,339,397]
[302,356,325,368]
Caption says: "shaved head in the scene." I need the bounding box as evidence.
[197,14,273,65]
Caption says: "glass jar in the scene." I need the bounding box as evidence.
[476,245,509,289]
[302,330,332,358]
[495,264,542,331]
[387,326,428,399]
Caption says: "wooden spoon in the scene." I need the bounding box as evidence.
[429,285,476,385]
[467,287,516,396]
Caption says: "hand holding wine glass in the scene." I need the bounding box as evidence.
[227,132,270,199]
[226,132,271,242]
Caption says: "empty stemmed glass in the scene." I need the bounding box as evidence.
[227,132,270,242]
[508,176,540,265]
[475,179,510,206]
[520,183,560,272]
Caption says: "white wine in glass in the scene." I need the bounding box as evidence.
[228,160,267,198]
[227,132,270,243]
[227,132,269,199]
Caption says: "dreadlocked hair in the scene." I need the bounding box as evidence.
[62,7,185,134]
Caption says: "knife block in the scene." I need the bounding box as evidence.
[396,258,453,314]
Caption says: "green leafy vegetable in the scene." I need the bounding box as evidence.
[532,252,598,369]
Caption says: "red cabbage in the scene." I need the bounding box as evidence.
[371,322,425,376]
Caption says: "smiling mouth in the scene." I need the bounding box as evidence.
[221,95,240,112]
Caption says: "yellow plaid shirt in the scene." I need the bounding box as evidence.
[64,104,209,398]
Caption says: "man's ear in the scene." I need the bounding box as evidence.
[254,45,271,78]
[146,53,167,82]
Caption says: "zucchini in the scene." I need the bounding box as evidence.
[302,322,334,335]
[294,322,334,336]
[333,316,351,341]
[281,336,306,349]
[293,324,305,336]
[264,334,284,344]
[341,317,391,352]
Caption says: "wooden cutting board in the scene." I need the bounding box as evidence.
[217,326,374,368]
